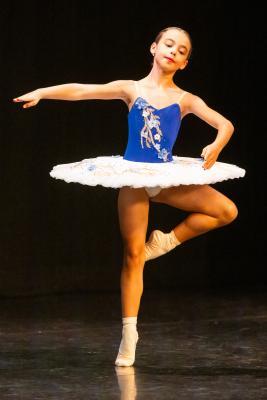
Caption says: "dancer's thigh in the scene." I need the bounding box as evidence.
[118,187,149,246]
[150,184,236,218]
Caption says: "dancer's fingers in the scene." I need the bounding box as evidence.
[22,101,37,108]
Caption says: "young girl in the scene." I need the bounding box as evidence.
[13,26,245,367]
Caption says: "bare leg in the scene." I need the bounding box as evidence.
[117,187,149,317]
[115,186,149,366]
[150,184,238,242]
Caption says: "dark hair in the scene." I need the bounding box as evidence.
[153,26,193,60]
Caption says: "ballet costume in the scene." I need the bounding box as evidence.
[50,81,245,194]
[49,80,246,365]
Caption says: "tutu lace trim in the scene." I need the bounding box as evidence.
[49,155,246,188]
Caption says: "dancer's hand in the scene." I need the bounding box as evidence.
[13,89,42,109]
[201,143,220,169]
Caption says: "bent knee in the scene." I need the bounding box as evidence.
[219,201,238,225]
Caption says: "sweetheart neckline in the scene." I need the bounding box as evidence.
[128,96,181,115]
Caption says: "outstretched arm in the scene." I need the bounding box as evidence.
[13,80,132,108]
[185,94,234,169]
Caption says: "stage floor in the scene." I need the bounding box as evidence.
[0,285,266,399]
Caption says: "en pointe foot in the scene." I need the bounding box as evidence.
[115,328,139,367]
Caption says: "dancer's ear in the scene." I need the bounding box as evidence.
[150,42,157,57]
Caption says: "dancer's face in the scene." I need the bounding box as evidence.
[151,29,191,71]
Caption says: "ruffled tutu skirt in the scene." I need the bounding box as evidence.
[49,155,246,189]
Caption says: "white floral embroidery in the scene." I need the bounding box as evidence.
[142,110,150,118]
[147,118,160,129]
[135,97,170,162]
[157,148,170,162]
[136,98,148,109]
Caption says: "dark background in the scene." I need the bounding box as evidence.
[0,1,265,296]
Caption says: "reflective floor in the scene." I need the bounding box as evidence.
[0,285,267,399]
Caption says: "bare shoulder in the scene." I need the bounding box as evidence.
[167,88,197,116]
[178,91,208,116]
[77,79,135,102]
[116,80,139,107]
[118,79,137,102]
[104,79,136,105]
[100,79,135,101]
[178,91,232,128]
[107,79,134,90]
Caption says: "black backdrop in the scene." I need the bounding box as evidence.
[1,1,265,296]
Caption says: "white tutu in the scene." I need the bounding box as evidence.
[49,155,246,188]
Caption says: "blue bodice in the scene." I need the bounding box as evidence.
[123,96,182,163]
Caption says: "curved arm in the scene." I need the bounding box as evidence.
[185,94,234,151]
[183,93,235,169]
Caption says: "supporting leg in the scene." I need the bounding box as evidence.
[115,187,149,366]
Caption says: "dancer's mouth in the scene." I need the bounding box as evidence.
[164,56,175,63]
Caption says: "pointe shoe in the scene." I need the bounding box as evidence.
[145,230,168,261]
[115,330,139,367]
[145,229,180,261]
